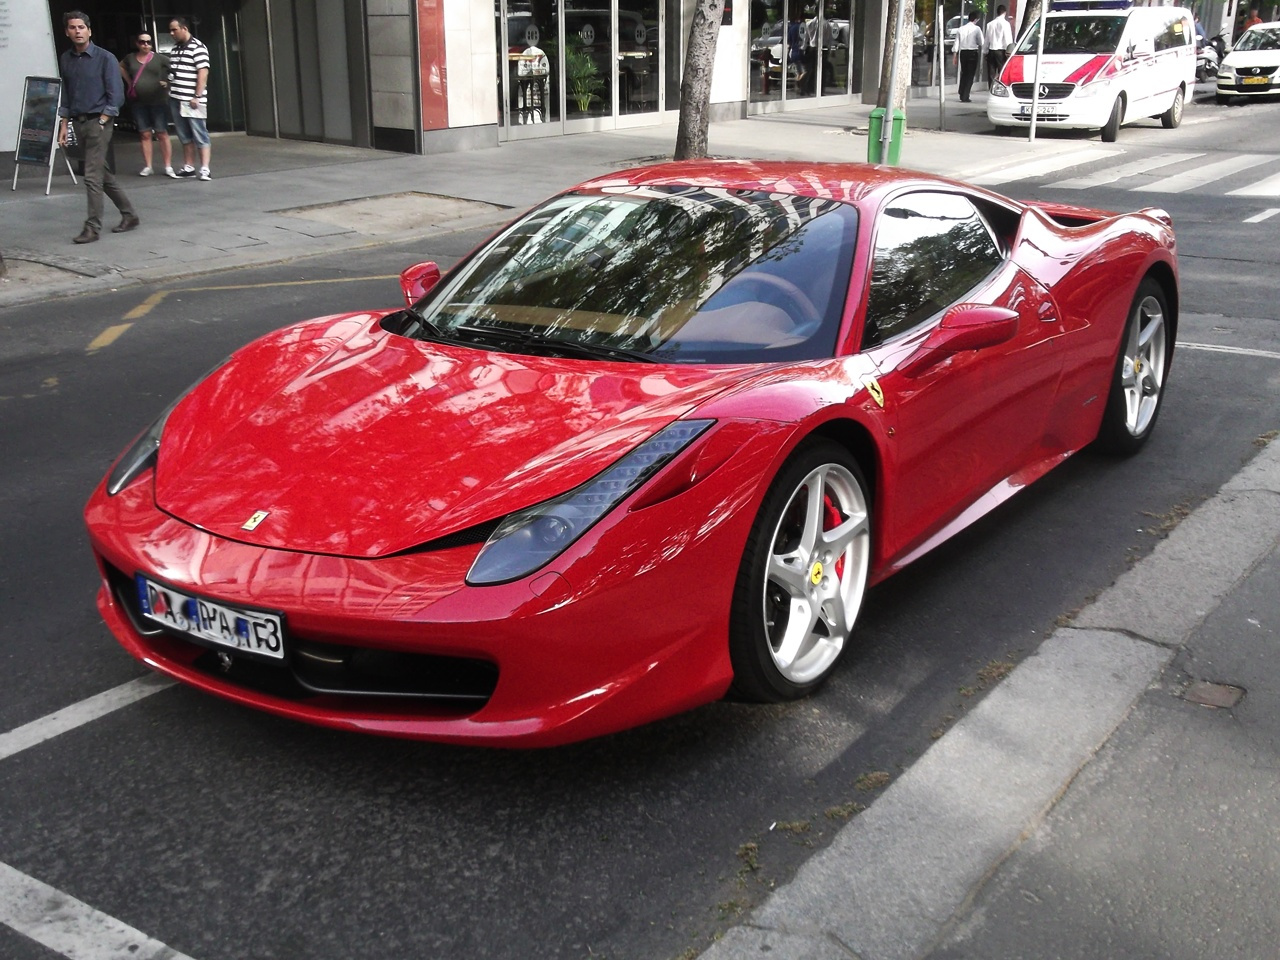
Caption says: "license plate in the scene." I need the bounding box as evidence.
[1242,76,1270,85]
[136,574,286,660]
[1017,104,1057,118]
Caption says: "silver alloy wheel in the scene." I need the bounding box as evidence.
[1171,88,1184,124]
[761,462,870,685]
[1121,294,1167,437]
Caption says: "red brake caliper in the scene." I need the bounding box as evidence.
[823,493,845,580]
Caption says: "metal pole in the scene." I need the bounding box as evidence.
[938,2,945,129]
[1029,0,1048,142]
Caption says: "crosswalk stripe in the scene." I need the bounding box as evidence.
[1228,172,1280,197]
[1243,208,1280,223]
[1048,152,1204,189]
[970,147,1122,185]
[1132,154,1270,193]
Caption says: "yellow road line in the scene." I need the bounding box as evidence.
[86,323,133,354]
[122,290,169,320]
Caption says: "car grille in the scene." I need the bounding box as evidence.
[105,563,498,708]
[1011,82,1075,100]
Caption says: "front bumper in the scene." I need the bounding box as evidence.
[987,92,1116,130]
[85,422,789,746]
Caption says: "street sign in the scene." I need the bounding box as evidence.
[11,76,78,195]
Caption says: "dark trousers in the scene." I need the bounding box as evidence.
[986,50,1008,86]
[79,119,135,233]
[958,50,979,101]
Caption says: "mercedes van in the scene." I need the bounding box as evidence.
[987,1,1195,141]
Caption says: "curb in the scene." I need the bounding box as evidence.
[701,437,1280,960]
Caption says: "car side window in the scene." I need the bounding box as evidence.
[1155,14,1188,51]
[862,192,1005,349]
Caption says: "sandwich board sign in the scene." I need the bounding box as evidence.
[12,76,78,195]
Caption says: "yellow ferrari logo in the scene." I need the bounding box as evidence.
[1134,358,1143,373]
[863,377,885,408]
[810,561,824,585]
[241,510,270,531]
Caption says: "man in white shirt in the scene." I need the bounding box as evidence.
[984,5,1013,88]
[953,11,984,102]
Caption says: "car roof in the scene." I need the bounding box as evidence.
[573,160,977,208]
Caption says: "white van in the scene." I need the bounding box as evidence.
[987,1,1196,141]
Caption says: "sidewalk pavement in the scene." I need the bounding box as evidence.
[7,80,1272,960]
[2,91,1093,309]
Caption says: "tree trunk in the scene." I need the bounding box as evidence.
[0,248,6,279]
[674,0,724,160]
[875,0,915,112]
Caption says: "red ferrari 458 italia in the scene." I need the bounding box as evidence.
[85,161,1177,746]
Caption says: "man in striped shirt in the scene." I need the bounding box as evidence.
[166,17,212,180]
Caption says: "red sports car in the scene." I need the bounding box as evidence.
[85,161,1177,746]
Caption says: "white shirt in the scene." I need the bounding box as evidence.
[984,14,1013,53]
[954,21,984,54]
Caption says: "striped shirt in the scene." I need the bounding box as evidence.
[167,36,210,103]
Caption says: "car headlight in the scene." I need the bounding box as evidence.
[1075,80,1108,98]
[990,79,1009,97]
[467,419,714,585]
[106,405,174,495]
[106,361,226,496]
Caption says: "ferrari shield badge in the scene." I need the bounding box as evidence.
[241,510,270,531]
[862,376,885,408]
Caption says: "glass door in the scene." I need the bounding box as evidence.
[617,0,660,122]
[498,0,563,139]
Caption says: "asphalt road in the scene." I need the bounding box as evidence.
[2,99,1279,960]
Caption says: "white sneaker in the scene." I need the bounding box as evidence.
[165,166,179,178]
[198,167,211,181]
[139,166,153,177]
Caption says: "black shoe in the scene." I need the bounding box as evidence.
[73,226,99,244]
[176,166,197,178]
[111,214,141,233]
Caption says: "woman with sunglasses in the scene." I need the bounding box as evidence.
[119,32,173,176]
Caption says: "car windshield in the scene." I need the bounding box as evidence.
[1016,15,1126,55]
[407,185,859,364]
[1234,27,1280,51]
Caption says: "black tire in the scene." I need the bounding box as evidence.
[1100,97,1123,142]
[728,441,871,702]
[1161,86,1185,128]
[1095,278,1174,456]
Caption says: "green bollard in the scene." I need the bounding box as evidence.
[866,108,906,165]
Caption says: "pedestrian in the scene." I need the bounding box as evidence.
[166,16,212,181]
[1245,4,1264,29]
[984,5,1013,89]
[57,10,139,244]
[953,10,983,102]
[120,32,173,177]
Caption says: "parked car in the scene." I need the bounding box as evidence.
[1216,22,1280,102]
[988,3,1196,141]
[86,161,1178,747]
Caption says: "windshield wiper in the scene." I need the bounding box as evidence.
[390,305,448,343]
[453,324,659,363]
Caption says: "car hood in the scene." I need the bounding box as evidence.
[1223,49,1280,70]
[153,313,755,558]
[1001,53,1116,86]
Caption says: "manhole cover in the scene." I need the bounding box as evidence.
[275,192,504,236]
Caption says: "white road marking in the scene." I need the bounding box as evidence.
[969,147,1122,185]
[1229,173,1280,197]
[0,674,173,763]
[1178,114,1227,125]
[0,860,196,960]
[1242,207,1280,222]
[1181,341,1280,361]
[1048,152,1204,189]
[1132,153,1270,193]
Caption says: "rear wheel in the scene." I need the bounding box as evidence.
[1100,97,1123,142]
[1096,278,1172,455]
[1161,86,1185,128]
[728,441,871,702]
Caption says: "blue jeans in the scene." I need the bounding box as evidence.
[169,100,211,148]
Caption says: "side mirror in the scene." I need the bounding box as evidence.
[899,303,1020,377]
[399,261,441,308]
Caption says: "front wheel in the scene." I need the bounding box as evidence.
[728,441,872,702]
[1100,97,1123,142]
[1161,86,1185,128]
[1095,278,1173,455]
